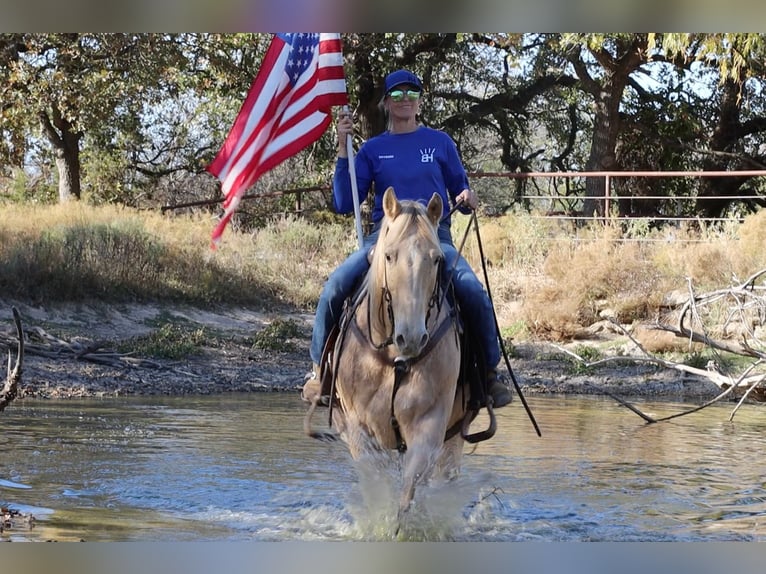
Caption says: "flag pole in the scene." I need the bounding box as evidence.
[343,105,364,249]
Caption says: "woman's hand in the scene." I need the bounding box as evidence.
[456,188,478,210]
[336,113,354,158]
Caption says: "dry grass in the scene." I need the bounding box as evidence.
[2,202,766,347]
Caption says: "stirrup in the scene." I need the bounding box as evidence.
[461,403,497,443]
[302,364,330,406]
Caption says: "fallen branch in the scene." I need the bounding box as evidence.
[0,308,24,413]
[653,271,766,361]
[556,316,766,424]
[652,361,761,423]
[728,368,766,422]
[0,326,166,370]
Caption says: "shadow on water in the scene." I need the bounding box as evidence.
[2,393,766,541]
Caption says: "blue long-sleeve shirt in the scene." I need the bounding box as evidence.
[333,126,471,227]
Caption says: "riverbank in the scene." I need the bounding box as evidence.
[1,299,721,402]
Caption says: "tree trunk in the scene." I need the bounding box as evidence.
[696,77,747,218]
[54,135,81,202]
[583,87,620,218]
[571,36,647,219]
[39,104,82,202]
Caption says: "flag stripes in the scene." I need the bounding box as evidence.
[208,33,348,245]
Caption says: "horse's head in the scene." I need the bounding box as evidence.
[370,187,444,359]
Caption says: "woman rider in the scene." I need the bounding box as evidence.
[302,69,512,409]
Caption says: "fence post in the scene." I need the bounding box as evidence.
[604,173,611,218]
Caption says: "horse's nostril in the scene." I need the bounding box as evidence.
[419,333,429,348]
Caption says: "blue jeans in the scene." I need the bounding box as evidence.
[310,222,500,370]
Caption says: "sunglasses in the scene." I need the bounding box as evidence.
[388,89,421,102]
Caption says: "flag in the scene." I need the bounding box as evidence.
[207,33,348,246]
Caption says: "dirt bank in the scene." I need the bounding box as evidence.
[0,298,721,402]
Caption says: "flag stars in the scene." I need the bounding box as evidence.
[284,34,320,85]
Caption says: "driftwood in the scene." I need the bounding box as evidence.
[0,311,198,392]
[654,268,766,362]
[561,268,766,424]
[0,324,166,370]
[0,307,24,412]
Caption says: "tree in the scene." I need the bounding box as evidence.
[5,33,766,224]
[0,33,268,204]
[655,33,766,218]
[1,34,172,201]
[560,34,649,217]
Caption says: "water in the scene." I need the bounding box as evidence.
[2,393,766,541]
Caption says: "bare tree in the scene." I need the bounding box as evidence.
[562,270,766,423]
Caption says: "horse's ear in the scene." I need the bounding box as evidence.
[426,193,443,226]
[383,187,401,219]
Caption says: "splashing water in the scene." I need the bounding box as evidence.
[5,394,766,541]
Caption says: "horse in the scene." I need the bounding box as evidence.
[306,186,489,525]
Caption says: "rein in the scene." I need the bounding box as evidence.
[325,199,541,450]
[460,208,542,438]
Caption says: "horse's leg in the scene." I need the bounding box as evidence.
[396,413,444,520]
[433,434,463,482]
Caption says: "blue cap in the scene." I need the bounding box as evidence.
[384,69,423,93]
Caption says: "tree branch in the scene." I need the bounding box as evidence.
[0,308,24,413]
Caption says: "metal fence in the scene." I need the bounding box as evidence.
[468,170,766,227]
[168,170,766,232]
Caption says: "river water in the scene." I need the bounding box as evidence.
[2,393,766,541]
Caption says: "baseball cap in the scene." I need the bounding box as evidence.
[384,69,423,93]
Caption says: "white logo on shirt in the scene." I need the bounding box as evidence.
[420,148,435,163]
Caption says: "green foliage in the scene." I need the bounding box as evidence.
[499,322,525,358]
[566,345,604,375]
[0,167,57,204]
[120,321,208,359]
[574,344,604,363]
[0,33,268,203]
[684,351,712,370]
[500,321,527,341]
[251,318,304,352]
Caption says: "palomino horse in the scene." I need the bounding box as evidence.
[306,187,484,524]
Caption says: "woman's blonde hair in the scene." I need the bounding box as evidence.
[378,93,391,130]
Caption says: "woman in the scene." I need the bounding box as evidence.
[303,69,511,409]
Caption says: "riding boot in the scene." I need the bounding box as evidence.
[487,368,513,408]
[301,363,330,406]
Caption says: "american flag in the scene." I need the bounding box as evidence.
[208,33,348,246]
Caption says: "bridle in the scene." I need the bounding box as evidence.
[367,251,446,352]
